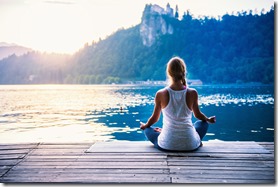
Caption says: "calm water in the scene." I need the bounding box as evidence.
[0,84,274,143]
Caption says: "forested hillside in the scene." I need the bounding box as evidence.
[0,4,274,84]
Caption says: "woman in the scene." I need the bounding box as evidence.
[140,56,216,151]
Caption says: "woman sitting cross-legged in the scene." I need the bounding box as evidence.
[140,56,216,151]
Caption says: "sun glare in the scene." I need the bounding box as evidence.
[16,1,92,54]
[11,0,148,54]
[0,0,273,54]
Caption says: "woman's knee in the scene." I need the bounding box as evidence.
[194,120,208,129]
[143,127,160,145]
[143,127,154,137]
[194,120,209,140]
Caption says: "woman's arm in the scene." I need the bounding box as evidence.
[140,91,162,130]
[191,89,216,124]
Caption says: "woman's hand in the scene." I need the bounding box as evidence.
[140,122,147,130]
[154,127,162,132]
[207,116,216,124]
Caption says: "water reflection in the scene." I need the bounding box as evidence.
[199,93,274,106]
[0,84,274,143]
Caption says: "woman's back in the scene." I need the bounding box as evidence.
[158,87,201,151]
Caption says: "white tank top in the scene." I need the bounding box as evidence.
[157,87,201,151]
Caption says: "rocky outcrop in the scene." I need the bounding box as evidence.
[140,4,174,47]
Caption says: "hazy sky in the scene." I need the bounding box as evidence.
[0,0,274,54]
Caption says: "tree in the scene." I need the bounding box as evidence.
[175,5,179,19]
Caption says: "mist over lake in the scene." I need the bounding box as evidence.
[0,84,274,143]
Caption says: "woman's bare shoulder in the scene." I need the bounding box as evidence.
[157,87,168,95]
[187,87,198,97]
[187,87,197,93]
[155,88,169,99]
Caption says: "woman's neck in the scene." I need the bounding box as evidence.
[169,81,186,91]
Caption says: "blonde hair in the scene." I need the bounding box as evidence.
[166,57,187,86]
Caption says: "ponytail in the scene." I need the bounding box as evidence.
[182,77,187,86]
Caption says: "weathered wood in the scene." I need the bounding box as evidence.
[0,144,38,150]
[0,154,26,160]
[171,173,274,180]
[170,168,275,175]
[0,149,32,155]
[169,166,275,173]
[0,160,22,166]
[0,141,274,184]
[171,178,274,183]
[86,141,270,154]
[1,175,172,183]
[8,168,170,174]
[17,161,168,166]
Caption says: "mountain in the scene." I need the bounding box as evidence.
[0,4,274,84]
[67,4,274,84]
[0,42,33,60]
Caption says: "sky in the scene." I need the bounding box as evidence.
[0,0,274,54]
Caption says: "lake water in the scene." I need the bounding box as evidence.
[0,84,274,143]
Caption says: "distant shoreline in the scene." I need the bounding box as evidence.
[0,82,273,87]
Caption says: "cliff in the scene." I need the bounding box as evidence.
[140,4,175,46]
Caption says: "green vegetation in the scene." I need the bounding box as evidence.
[0,5,274,84]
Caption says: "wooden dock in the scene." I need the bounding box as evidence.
[0,141,275,184]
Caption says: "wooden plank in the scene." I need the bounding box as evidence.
[167,155,273,160]
[0,154,26,160]
[0,149,32,155]
[85,152,166,157]
[38,143,91,146]
[0,176,57,183]
[170,169,275,176]
[0,143,38,147]
[0,168,10,177]
[4,172,169,178]
[202,141,266,147]
[187,152,270,156]
[37,144,91,149]
[171,173,274,180]
[0,141,274,184]
[29,149,85,156]
[25,155,83,159]
[8,168,169,174]
[191,147,269,154]
[23,156,166,162]
[168,162,273,168]
[11,165,69,169]
[31,148,86,152]
[17,161,168,167]
[56,173,170,179]
[0,145,38,150]
[86,141,161,153]
[169,166,275,171]
[0,159,22,166]
[167,158,274,164]
[171,178,274,183]
[74,158,165,162]
[26,153,166,158]
[77,155,167,159]
[23,158,79,162]
[1,174,171,183]
[23,158,166,162]
[11,164,169,169]
[86,141,270,154]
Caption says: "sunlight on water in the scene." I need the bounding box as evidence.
[199,93,274,106]
[0,84,274,143]
[0,85,152,143]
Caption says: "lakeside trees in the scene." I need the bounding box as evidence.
[0,5,274,84]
